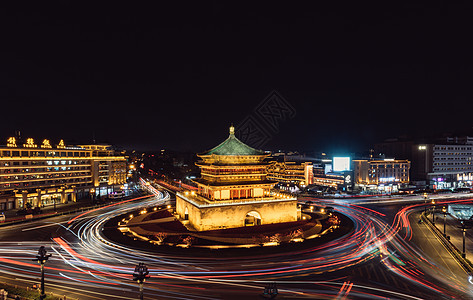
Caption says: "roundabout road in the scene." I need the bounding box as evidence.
[0,187,472,299]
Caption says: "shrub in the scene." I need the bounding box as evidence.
[182,236,195,247]
[270,233,282,244]
[154,232,168,244]
[327,215,340,226]
[289,228,303,240]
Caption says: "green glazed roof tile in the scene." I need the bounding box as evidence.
[199,128,265,156]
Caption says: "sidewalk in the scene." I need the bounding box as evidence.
[2,200,89,219]
[433,212,473,260]
[420,210,473,274]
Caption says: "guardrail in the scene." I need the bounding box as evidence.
[176,192,296,208]
[421,211,473,273]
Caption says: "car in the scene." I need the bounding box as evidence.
[109,191,125,200]
[0,213,5,223]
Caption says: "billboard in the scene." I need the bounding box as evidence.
[333,157,351,172]
[324,164,332,174]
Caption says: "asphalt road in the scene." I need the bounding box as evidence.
[1,189,473,299]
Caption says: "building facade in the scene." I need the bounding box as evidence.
[375,136,473,188]
[353,159,410,192]
[266,161,314,187]
[175,126,299,231]
[0,137,127,211]
[312,174,345,189]
[417,143,473,189]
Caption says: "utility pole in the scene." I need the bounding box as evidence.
[431,199,436,224]
[442,206,447,237]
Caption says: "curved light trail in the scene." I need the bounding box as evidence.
[0,184,472,299]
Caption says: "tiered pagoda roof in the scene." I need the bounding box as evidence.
[198,126,266,157]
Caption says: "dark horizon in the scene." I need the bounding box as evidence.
[2,2,473,154]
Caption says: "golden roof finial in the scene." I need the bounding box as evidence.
[229,124,235,135]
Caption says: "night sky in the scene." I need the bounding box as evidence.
[1,2,472,154]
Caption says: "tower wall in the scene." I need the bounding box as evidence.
[176,193,299,231]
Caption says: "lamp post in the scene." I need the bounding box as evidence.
[458,220,472,258]
[53,194,57,211]
[33,246,51,300]
[442,206,447,237]
[461,221,467,258]
[133,262,150,300]
[423,193,428,214]
[90,188,95,204]
[431,199,436,224]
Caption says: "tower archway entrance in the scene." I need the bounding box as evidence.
[245,211,262,226]
[184,207,189,220]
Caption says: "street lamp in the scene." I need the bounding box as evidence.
[431,199,436,224]
[442,206,447,237]
[90,188,95,203]
[133,262,150,300]
[461,221,467,258]
[457,220,473,258]
[423,193,428,214]
[33,246,51,300]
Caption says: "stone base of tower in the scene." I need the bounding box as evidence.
[176,192,300,231]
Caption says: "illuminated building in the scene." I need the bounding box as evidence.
[0,137,126,211]
[353,159,410,192]
[78,145,127,187]
[311,157,353,191]
[176,126,299,231]
[375,136,473,188]
[267,161,314,186]
[312,174,345,189]
[416,143,473,189]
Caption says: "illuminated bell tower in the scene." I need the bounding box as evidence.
[176,126,299,231]
[193,125,275,201]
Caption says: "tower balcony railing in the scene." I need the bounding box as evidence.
[177,191,296,208]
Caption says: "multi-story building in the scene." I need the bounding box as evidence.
[312,174,345,189]
[0,137,127,211]
[353,159,410,192]
[79,145,127,188]
[416,143,473,189]
[266,161,314,187]
[375,135,473,188]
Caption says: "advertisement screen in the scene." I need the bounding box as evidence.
[333,157,351,171]
[324,164,332,174]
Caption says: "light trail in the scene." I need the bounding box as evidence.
[1,186,472,299]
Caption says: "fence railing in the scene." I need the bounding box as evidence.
[422,210,473,273]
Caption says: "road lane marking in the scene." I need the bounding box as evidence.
[22,222,68,231]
